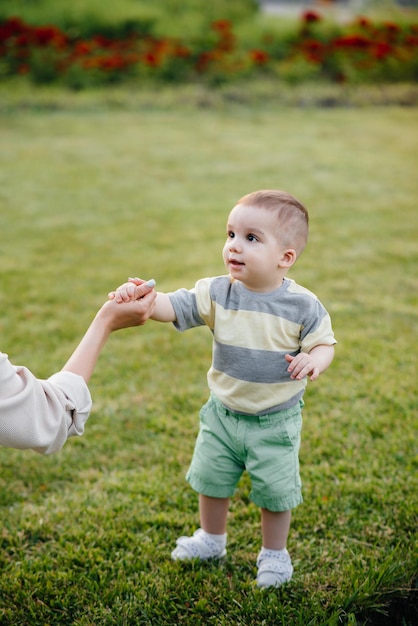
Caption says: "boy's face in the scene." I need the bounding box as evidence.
[222,204,295,292]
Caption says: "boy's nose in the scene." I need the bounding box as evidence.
[229,239,241,252]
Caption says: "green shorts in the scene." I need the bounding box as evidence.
[186,394,303,512]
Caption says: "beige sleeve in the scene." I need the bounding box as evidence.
[0,352,92,455]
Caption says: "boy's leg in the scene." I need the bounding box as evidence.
[261,508,291,550]
[200,494,229,534]
[257,508,293,588]
[171,494,229,561]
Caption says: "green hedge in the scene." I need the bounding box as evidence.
[1,7,417,88]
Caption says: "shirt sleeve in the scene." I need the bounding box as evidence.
[300,306,337,353]
[0,352,92,455]
[168,287,206,331]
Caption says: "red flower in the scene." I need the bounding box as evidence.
[0,16,27,41]
[141,37,175,67]
[384,22,400,34]
[173,43,191,58]
[92,35,113,48]
[217,31,235,52]
[153,38,171,57]
[195,50,223,72]
[99,55,125,71]
[249,49,269,64]
[373,41,392,60]
[301,39,326,63]
[302,11,322,24]
[355,16,372,29]
[33,25,66,48]
[15,33,30,47]
[74,41,94,56]
[333,35,371,49]
[211,20,232,33]
[405,34,418,47]
[143,51,160,67]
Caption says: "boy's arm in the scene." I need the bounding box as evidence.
[285,344,334,382]
[150,292,176,322]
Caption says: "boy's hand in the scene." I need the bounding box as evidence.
[108,278,156,303]
[285,344,334,382]
[285,353,320,381]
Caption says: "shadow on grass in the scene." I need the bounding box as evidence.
[362,591,418,626]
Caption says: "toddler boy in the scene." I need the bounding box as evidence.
[110,190,336,587]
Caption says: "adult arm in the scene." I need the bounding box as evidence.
[0,352,90,455]
[0,287,156,454]
[62,288,156,382]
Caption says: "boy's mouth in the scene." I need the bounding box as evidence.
[229,257,244,267]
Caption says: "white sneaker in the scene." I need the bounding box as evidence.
[256,548,293,588]
[171,529,227,561]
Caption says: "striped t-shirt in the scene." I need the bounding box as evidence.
[168,275,336,416]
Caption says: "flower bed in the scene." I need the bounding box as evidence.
[1,11,417,87]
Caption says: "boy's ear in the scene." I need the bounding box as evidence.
[279,248,297,268]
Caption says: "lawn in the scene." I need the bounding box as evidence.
[0,89,417,625]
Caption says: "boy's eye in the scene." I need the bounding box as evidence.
[228,231,235,238]
[247,234,258,242]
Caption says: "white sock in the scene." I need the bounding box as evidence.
[260,546,288,559]
[200,529,227,550]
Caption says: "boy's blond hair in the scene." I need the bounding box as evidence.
[237,190,309,256]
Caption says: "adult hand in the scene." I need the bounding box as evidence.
[98,289,157,331]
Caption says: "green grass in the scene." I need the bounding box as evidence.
[0,87,417,625]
